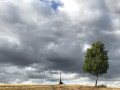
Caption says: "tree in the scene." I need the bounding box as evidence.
[83,41,109,87]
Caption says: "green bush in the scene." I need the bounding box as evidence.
[96,84,107,88]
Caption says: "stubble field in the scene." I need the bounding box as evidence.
[0,84,119,90]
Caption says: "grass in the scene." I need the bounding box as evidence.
[0,84,119,90]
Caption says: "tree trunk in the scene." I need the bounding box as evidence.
[95,75,98,87]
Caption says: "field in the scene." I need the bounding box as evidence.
[0,84,120,90]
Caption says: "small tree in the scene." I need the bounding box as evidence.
[83,41,109,87]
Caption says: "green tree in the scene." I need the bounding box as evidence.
[83,41,109,87]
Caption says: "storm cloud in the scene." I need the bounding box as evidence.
[0,0,120,87]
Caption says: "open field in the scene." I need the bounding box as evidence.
[0,84,120,90]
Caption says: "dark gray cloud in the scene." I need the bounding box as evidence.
[0,0,120,87]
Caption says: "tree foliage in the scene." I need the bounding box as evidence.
[83,41,109,86]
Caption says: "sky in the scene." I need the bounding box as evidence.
[0,0,120,87]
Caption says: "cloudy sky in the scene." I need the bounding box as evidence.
[0,0,120,87]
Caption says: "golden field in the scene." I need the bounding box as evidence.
[0,84,120,90]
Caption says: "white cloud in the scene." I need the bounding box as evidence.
[59,0,80,13]
[82,44,91,52]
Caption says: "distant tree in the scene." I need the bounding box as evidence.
[83,41,109,87]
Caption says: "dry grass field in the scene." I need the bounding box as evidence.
[0,84,120,90]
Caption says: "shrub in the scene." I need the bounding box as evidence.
[96,84,107,88]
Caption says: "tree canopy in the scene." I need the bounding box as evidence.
[83,41,109,86]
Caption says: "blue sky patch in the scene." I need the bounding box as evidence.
[51,1,63,10]
[39,0,63,10]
